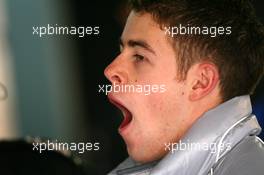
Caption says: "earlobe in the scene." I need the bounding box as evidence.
[189,63,219,101]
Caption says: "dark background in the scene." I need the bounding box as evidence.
[69,1,128,173]
[68,1,129,173]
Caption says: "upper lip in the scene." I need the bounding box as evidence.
[107,93,129,114]
[108,93,120,105]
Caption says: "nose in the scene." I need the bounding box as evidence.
[104,56,128,85]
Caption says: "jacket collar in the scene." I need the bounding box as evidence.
[151,95,261,175]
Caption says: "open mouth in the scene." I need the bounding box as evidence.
[108,95,133,132]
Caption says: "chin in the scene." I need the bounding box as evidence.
[128,146,165,163]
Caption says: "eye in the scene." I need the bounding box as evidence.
[134,54,145,62]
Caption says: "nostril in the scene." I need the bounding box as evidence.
[111,75,122,84]
[104,66,122,84]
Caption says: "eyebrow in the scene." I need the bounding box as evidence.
[119,38,156,55]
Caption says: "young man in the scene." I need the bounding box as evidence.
[104,0,264,174]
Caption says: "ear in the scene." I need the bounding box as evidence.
[188,63,219,101]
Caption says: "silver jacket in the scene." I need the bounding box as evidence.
[108,95,264,175]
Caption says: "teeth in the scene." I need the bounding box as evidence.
[121,111,126,117]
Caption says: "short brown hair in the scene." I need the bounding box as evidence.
[129,0,264,101]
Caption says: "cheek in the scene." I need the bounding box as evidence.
[126,86,187,162]
[128,94,183,161]
[138,91,181,130]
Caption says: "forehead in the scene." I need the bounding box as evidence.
[121,11,169,47]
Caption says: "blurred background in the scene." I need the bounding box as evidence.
[0,0,263,174]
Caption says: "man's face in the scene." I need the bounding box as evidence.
[104,11,191,162]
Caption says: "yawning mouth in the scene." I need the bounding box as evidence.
[108,94,133,132]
